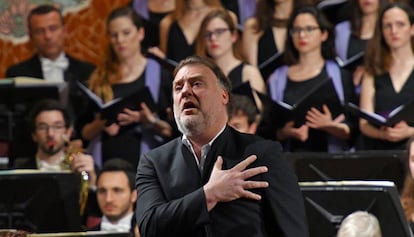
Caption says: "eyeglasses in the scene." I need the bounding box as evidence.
[290,26,320,36]
[36,124,66,133]
[205,28,230,40]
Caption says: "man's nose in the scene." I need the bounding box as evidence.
[105,192,114,202]
[43,29,53,40]
[181,82,193,96]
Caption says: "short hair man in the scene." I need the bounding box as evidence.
[92,159,137,233]
[136,56,308,237]
[227,94,259,134]
[12,99,96,186]
[6,4,94,83]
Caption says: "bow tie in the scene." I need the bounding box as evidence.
[41,57,69,72]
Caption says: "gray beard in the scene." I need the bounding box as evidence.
[176,114,210,137]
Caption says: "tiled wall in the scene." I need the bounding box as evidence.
[0,0,130,78]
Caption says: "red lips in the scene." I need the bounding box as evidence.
[298,41,307,46]
[210,44,219,49]
[47,140,56,149]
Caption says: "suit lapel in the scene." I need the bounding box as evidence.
[30,55,44,79]
[201,126,237,183]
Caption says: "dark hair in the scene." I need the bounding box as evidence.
[173,55,232,92]
[97,158,136,191]
[28,4,64,32]
[195,8,242,60]
[253,0,306,32]
[349,0,388,37]
[28,99,71,133]
[227,94,257,125]
[107,6,144,30]
[365,2,414,76]
[284,5,335,65]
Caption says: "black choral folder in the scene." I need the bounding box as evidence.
[146,51,178,72]
[258,51,285,80]
[76,81,157,124]
[272,77,343,127]
[335,51,365,72]
[345,101,414,127]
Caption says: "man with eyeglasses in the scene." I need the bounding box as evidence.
[11,99,96,187]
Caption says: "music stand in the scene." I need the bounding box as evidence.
[29,231,130,237]
[286,150,407,192]
[300,181,413,237]
[0,170,82,233]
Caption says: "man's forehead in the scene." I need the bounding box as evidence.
[174,64,214,82]
[30,12,62,26]
[36,110,64,120]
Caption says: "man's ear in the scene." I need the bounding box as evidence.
[65,127,73,140]
[222,90,229,105]
[248,122,258,134]
[131,189,138,203]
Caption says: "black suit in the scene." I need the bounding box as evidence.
[5,54,95,158]
[136,126,309,237]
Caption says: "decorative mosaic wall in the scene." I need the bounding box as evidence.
[0,0,130,77]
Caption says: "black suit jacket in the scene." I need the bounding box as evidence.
[136,126,309,237]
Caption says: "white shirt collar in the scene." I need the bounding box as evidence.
[100,212,133,232]
[36,154,66,171]
[182,125,226,172]
[39,52,68,82]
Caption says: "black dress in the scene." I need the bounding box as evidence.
[347,36,368,59]
[227,63,244,88]
[258,27,279,67]
[360,70,414,150]
[281,66,355,151]
[166,21,195,62]
[257,26,283,80]
[142,11,170,50]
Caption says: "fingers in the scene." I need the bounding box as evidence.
[241,166,268,180]
[243,180,269,189]
[240,190,263,201]
[232,155,257,171]
[322,104,330,114]
[71,153,94,173]
[333,113,345,123]
[140,102,151,113]
[214,156,223,170]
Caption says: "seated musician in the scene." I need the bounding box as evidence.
[10,98,96,186]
